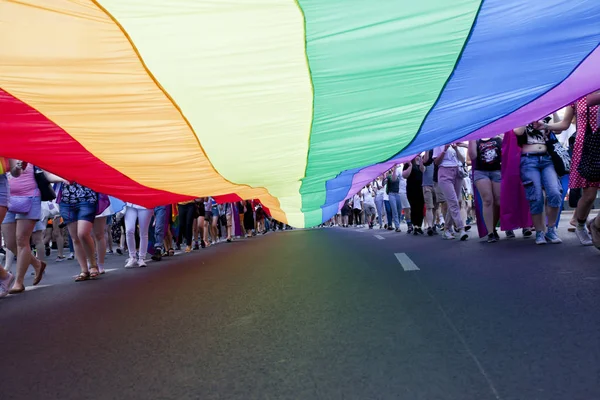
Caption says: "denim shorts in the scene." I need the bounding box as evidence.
[3,196,42,223]
[473,169,501,183]
[60,201,97,225]
[0,174,8,208]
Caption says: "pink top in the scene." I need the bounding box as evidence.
[8,165,40,197]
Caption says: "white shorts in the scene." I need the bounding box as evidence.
[399,192,411,209]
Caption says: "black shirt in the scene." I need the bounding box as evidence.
[475,138,502,171]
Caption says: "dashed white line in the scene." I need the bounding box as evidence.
[24,284,53,291]
[374,235,385,240]
[394,253,420,271]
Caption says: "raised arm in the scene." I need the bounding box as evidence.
[543,106,574,132]
[43,171,69,184]
[402,163,412,178]
[434,145,449,166]
[588,91,600,107]
[514,126,526,136]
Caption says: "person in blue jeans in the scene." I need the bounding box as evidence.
[515,125,563,245]
[152,205,167,261]
[386,166,409,232]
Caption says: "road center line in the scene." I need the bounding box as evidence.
[394,253,419,271]
[374,235,385,240]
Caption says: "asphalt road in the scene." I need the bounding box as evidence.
[1,222,599,400]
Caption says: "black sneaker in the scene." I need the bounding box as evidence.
[193,243,200,251]
[522,228,533,238]
[427,227,434,236]
[200,240,206,249]
[151,249,162,262]
[388,227,394,231]
[416,227,424,235]
[506,230,516,239]
[493,230,500,241]
[407,226,414,234]
[487,233,497,243]
[395,228,402,232]
[45,246,51,257]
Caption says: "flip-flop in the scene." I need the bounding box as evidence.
[33,261,47,286]
[89,267,100,279]
[168,248,175,256]
[8,286,25,294]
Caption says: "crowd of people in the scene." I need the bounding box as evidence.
[0,171,290,297]
[331,92,600,247]
[1,91,599,298]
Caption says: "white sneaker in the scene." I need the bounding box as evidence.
[125,257,137,268]
[0,272,15,298]
[138,258,147,268]
[575,227,593,246]
[443,230,455,240]
[535,231,547,245]
[459,229,469,241]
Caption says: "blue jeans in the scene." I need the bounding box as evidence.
[388,192,403,229]
[520,154,563,215]
[384,200,393,226]
[153,206,167,249]
[375,194,385,226]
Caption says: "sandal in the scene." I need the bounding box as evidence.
[75,272,90,282]
[89,267,100,279]
[33,261,47,286]
[168,248,175,256]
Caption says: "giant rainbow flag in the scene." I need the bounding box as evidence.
[1,0,599,227]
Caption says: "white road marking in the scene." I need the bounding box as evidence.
[394,253,420,271]
[374,235,385,240]
[24,284,53,291]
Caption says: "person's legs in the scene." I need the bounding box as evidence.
[211,215,219,241]
[93,216,107,269]
[153,206,166,258]
[384,200,393,227]
[105,218,113,253]
[77,219,96,269]
[475,176,494,235]
[32,230,44,264]
[423,187,434,230]
[375,196,384,227]
[0,206,10,282]
[13,219,42,291]
[136,208,154,260]
[540,159,563,230]
[67,223,88,274]
[125,207,139,260]
[521,157,545,233]
[575,187,598,224]
[491,179,502,229]
[2,223,16,274]
[389,193,401,230]
[53,222,64,258]
[452,177,465,230]
[438,167,462,232]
